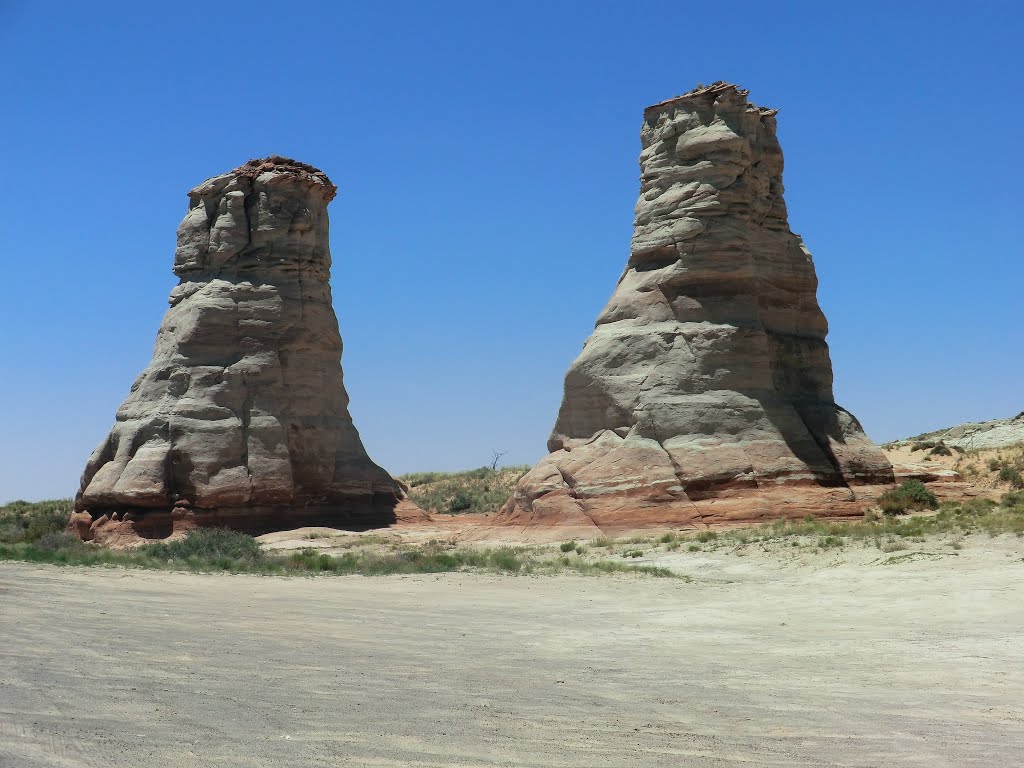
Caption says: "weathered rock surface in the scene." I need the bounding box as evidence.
[500,83,894,532]
[892,413,1024,452]
[72,157,416,543]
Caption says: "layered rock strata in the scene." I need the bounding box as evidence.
[500,83,894,534]
[894,413,1024,452]
[72,157,412,543]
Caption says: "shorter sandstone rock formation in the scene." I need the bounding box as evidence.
[72,157,422,544]
[499,83,895,535]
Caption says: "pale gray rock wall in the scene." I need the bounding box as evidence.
[502,83,893,528]
[75,157,403,535]
[894,413,1024,451]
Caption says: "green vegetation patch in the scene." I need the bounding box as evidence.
[877,480,938,515]
[0,501,681,579]
[0,498,73,545]
[398,466,531,516]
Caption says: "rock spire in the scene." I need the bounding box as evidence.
[72,156,407,542]
[500,84,894,532]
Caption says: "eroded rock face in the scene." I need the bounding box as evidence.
[73,157,409,542]
[501,83,894,533]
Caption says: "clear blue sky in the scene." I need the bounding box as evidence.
[1,1,1021,503]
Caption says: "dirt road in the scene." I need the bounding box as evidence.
[2,544,1023,766]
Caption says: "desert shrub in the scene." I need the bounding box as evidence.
[447,491,474,513]
[488,547,523,572]
[928,443,953,457]
[559,541,576,552]
[997,467,1024,489]
[143,528,264,563]
[959,497,996,516]
[24,512,70,542]
[877,480,938,515]
[988,458,1002,471]
[910,441,936,452]
[695,530,717,543]
[1002,490,1024,511]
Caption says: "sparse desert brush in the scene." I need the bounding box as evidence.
[0,499,73,545]
[144,528,266,564]
[929,443,953,457]
[559,540,576,552]
[398,465,531,516]
[4,527,688,578]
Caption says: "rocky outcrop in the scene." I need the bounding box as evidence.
[72,157,415,543]
[892,413,1024,452]
[500,83,894,533]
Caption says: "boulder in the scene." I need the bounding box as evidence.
[500,83,894,532]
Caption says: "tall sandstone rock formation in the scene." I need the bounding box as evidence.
[501,83,894,533]
[72,157,410,543]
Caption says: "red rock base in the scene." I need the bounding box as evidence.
[68,498,429,548]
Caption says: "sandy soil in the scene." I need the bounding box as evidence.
[883,443,1019,495]
[2,541,1023,767]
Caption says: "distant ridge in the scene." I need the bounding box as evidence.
[892,412,1024,451]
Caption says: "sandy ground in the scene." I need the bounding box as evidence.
[2,540,1023,767]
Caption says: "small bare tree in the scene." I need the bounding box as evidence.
[489,449,508,471]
